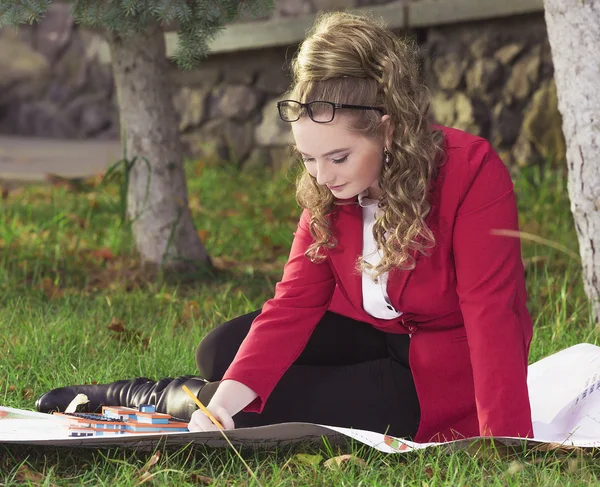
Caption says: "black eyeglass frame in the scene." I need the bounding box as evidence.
[277,99,385,123]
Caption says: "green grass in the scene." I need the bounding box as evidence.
[1,160,598,486]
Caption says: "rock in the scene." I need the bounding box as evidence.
[50,32,93,101]
[245,145,295,171]
[173,87,209,132]
[244,147,272,170]
[0,38,50,104]
[223,66,255,85]
[276,0,313,17]
[255,97,293,146]
[268,145,295,171]
[65,92,113,136]
[174,66,221,90]
[222,120,255,163]
[503,45,541,102]
[16,101,79,138]
[469,30,500,59]
[494,43,525,65]
[465,58,503,98]
[432,52,469,91]
[521,79,566,164]
[492,103,522,147]
[356,0,392,5]
[255,66,291,95]
[35,3,74,63]
[431,91,479,135]
[312,0,358,10]
[214,84,261,121]
[512,131,542,167]
[183,119,255,164]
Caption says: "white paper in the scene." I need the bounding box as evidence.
[2,343,600,453]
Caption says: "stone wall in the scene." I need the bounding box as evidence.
[0,1,564,169]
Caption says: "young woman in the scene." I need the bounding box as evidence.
[36,12,533,443]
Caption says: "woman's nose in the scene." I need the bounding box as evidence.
[315,161,333,186]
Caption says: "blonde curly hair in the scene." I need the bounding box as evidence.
[289,11,446,279]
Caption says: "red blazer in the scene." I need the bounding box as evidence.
[223,125,533,442]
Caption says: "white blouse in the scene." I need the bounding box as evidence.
[358,191,404,320]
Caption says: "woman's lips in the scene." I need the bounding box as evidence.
[327,184,347,191]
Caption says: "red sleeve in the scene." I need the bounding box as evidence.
[221,209,336,412]
[453,140,533,438]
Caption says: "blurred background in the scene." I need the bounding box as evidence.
[0,0,558,180]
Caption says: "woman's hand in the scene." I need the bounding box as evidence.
[187,380,258,432]
[188,404,235,432]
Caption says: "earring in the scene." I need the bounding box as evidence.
[383,147,391,165]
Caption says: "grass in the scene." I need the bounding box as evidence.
[0,158,598,486]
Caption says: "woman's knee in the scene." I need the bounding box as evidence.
[195,309,261,381]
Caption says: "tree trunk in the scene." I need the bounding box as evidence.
[543,0,600,323]
[107,23,211,274]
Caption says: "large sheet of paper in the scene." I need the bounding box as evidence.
[1,343,599,453]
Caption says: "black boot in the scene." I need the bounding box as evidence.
[35,376,208,421]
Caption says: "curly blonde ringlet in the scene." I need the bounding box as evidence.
[290,11,446,279]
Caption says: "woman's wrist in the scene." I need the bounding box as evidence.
[207,379,258,417]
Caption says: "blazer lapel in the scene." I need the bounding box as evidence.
[329,202,364,312]
[386,181,441,310]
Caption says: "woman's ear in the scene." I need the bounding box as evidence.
[380,114,393,147]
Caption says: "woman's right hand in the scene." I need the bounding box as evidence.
[187,379,258,432]
[188,404,235,432]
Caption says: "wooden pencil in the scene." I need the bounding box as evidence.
[181,384,225,430]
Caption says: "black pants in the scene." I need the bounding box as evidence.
[195,310,421,438]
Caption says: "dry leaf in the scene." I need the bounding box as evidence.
[138,451,161,477]
[40,277,64,300]
[294,453,323,467]
[181,301,201,323]
[137,471,153,485]
[197,229,210,241]
[90,247,115,261]
[108,317,126,333]
[323,454,367,469]
[107,317,149,350]
[262,208,275,221]
[21,387,34,399]
[424,465,434,479]
[8,385,16,392]
[506,460,525,475]
[187,473,214,485]
[16,465,45,483]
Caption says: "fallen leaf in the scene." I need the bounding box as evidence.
[181,301,201,323]
[294,453,323,467]
[323,454,367,469]
[90,247,115,261]
[187,473,214,485]
[107,317,149,350]
[16,465,45,484]
[262,208,275,221]
[138,451,161,478]
[197,229,210,241]
[40,277,65,300]
[8,385,16,392]
[424,465,434,479]
[506,460,525,475]
[137,471,153,485]
[108,317,126,333]
[44,174,89,192]
[21,387,34,399]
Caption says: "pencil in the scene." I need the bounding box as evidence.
[181,384,225,430]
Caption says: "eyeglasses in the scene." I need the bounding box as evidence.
[277,100,384,123]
